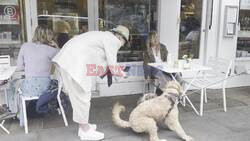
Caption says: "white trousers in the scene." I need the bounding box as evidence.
[59,68,91,124]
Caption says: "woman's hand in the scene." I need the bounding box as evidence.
[49,40,59,48]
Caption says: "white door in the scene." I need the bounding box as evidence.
[158,0,210,64]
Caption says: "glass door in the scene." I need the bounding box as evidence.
[236,0,250,59]
[98,0,158,62]
[178,0,203,59]
[35,0,89,48]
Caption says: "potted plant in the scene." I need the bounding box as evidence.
[182,54,193,69]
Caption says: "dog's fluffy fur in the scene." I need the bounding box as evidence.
[112,81,194,141]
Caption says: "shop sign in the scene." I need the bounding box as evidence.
[0,5,19,23]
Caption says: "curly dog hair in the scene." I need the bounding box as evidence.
[112,81,194,141]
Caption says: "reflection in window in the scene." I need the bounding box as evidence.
[0,0,26,59]
[99,0,158,62]
[236,9,250,58]
[37,0,88,48]
[179,0,202,59]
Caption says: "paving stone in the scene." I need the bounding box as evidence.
[1,87,250,141]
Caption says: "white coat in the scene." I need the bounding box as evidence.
[52,31,122,92]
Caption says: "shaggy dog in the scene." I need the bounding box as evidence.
[112,81,194,141]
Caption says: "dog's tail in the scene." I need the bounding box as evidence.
[112,102,131,128]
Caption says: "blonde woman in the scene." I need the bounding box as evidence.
[14,25,59,126]
[143,31,182,95]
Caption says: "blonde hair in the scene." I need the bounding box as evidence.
[55,20,71,33]
[32,25,55,46]
[147,31,160,56]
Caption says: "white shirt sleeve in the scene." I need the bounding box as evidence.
[102,34,124,77]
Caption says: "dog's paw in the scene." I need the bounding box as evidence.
[185,136,194,141]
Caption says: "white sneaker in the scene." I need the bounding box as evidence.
[90,124,97,130]
[78,124,97,136]
[79,128,104,141]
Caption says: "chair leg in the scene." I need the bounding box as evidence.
[183,96,186,107]
[57,87,68,127]
[204,88,207,103]
[22,99,28,134]
[0,120,10,134]
[145,81,150,93]
[182,83,186,106]
[148,82,150,93]
[143,80,148,94]
[153,85,157,94]
[222,87,227,112]
[200,89,204,116]
[4,88,9,107]
[143,83,145,94]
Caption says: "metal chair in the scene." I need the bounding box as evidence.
[55,70,69,127]
[19,72,68,134]
[0,55,11,106]
[0,55,12,134]
[184,57,233,116]
[19,94,39,134]
[0,55,10,68]
[0,105,16,134]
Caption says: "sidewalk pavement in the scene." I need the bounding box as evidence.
[1,86,250,141]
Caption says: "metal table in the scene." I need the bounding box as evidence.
[148,62,211,115]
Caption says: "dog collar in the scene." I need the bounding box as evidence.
[164,93,183,118]
[165,92,182,104]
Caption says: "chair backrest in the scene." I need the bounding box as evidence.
[206,57,233,79]
[52,63,64,89]
[0,55,10,68]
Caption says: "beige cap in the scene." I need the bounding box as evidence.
[111,25,130,42]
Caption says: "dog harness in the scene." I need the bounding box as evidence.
[164,93,183,118]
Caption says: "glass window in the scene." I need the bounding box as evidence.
[0,0,26,59]
[178,0,203,59]
[99,0,158,62]
[37,0,88,48]
[236,7,250,58]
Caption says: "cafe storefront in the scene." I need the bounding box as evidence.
[0,0,247,97]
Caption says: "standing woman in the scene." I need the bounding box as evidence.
[16,25,58,126]
[53,25,129,140]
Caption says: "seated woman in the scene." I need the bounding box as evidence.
[143,31,182,95]
[11,25,58,126]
